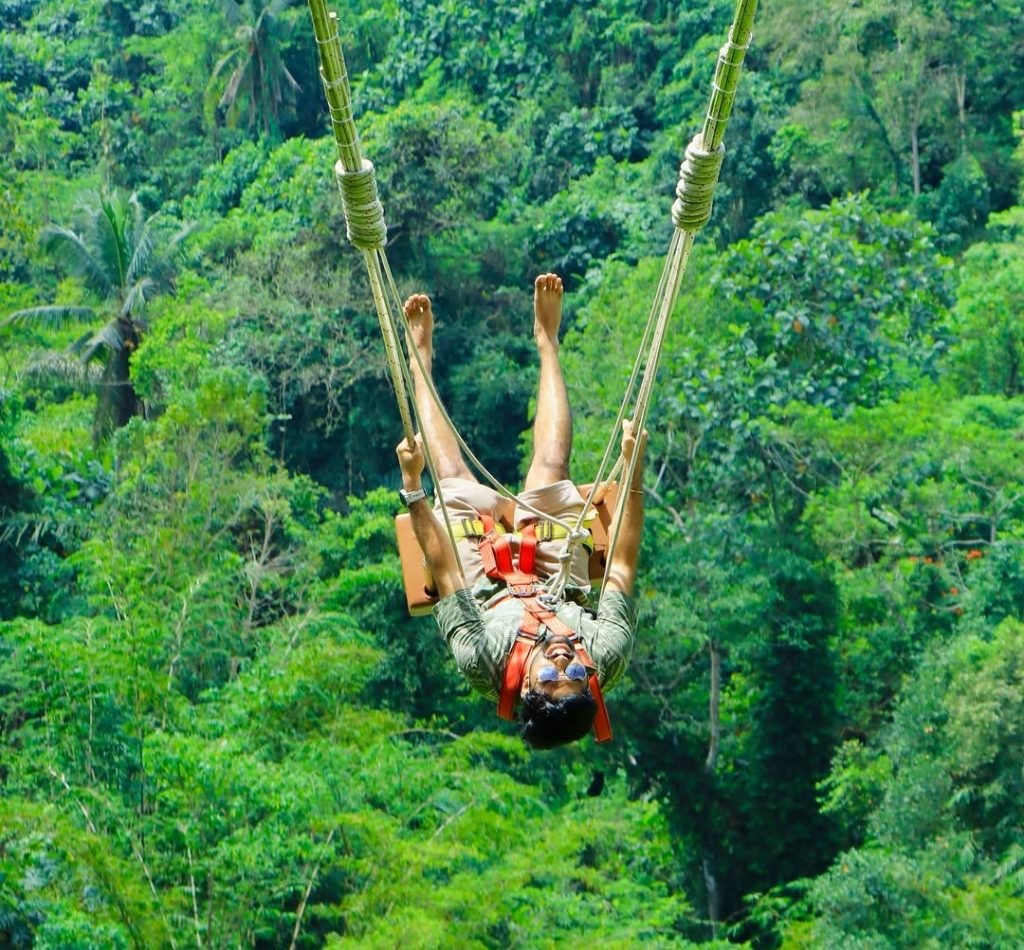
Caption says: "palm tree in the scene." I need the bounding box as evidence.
[212,0,301,138]
[2,190,193,441]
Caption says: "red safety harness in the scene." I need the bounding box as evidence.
[469,515,612,743]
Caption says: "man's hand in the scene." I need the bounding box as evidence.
[396,434,425,487]
[396,433,466,598]
[621,418,648,464]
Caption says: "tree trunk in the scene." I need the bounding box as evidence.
[706,639,722,772]
[93,322,143,444]
[910,123,921,197]
[703,638,723,935]
[953,65,967,156]
[909,86,923,198]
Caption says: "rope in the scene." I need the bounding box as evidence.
[672,140,725,232]
[583,0,759,605]
[375,252,578,532]
[370,248,466,579]
[308,1,415,445]
[335,160,387,250]
[307,0,575,578]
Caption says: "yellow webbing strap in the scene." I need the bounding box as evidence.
[447,516,596,551]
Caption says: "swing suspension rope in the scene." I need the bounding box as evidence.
[307,0,758,604]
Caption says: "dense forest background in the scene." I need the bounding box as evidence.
[1,0,1023,946]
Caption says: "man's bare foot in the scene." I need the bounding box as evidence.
[403,293,434,364]
[534,273,563,347]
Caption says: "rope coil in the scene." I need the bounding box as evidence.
[320,73,360,153]
[671,137,725,232]
[334,159,388,250]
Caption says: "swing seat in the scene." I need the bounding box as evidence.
[395,483,619,616]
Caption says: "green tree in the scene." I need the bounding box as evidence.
[210,0,301,139]
[767,0,1023,206]
[785,619,1024,948]
[763,389,1024,737]
[2,189,192,441]
[945,214,1024,396]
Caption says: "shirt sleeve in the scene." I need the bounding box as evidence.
[590,590,638,691]
[432,588,502,700]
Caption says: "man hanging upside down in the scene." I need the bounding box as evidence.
[396,273,646,749]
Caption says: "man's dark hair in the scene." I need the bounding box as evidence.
[519,690,597,749]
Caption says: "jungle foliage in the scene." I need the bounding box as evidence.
[2,0,1023,945]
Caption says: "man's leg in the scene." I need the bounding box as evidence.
[404,294,474,482]
[524,274,572,491]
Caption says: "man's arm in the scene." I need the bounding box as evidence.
[603,419,647,597]
[397,435,466,599]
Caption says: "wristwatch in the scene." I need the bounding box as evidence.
[398,486,428,507]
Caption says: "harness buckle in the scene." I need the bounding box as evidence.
[458,518,490,540]
[508,582,536,598]
[534,520,555,542]
[537,591,561,610]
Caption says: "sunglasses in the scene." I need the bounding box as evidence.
[537,661,589,684]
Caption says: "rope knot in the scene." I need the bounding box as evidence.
[671,137,725,233]
[557,529,591,566]
[334,158,387,250]
[567,528,591,548]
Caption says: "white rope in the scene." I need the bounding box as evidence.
[545,228,688,600]
[598,229,695,600]
[361,249,415,443]
[371,248,465,578]
[345,145,705,607]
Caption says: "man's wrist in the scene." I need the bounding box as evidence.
[399,485,428,507]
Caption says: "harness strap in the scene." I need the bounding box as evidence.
[478,516,535,587]
[475,516,613,743]
[477,514,513,580]
[519,597,613,743]
[497,638,534,720]
[494,592,612,743]
[519,523,537,576]
[448,516,595,551]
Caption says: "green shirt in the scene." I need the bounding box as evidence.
[434,588,637,701]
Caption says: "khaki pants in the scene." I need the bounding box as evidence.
[433,478,591,592]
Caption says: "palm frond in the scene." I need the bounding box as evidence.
[125,224,157,292]
[0,511,55,547]
[39,224,114,297]
[68,330,93,357]
[83,320,126,360]
[166,221,198,253]
[0,509,82,548]
[128,192,147,237]
[212,47,243,83]
[220,60,250,112]
[122,280,154,319]
[282,62,301,93]
[96,193,130,290]
[21,349,104,386]
[151,222,198,281]
[2,305,97,330]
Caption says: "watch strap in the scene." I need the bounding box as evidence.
[399,487,428,507]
